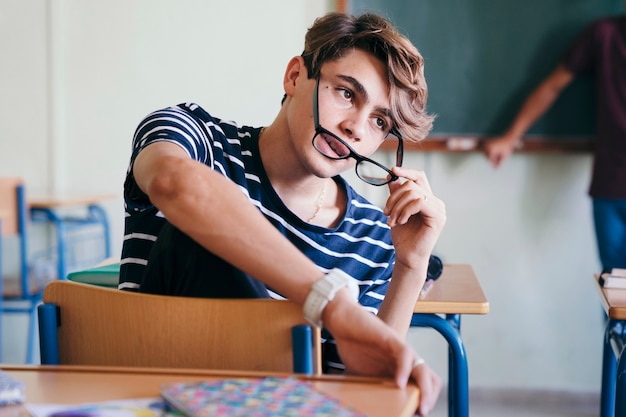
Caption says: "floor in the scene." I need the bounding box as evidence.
[428,388,599,417]
[430,402,597,417]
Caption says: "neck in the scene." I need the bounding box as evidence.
[258,121,344,227]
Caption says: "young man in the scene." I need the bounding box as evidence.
[121,12,445,415]
[483,14,626,272]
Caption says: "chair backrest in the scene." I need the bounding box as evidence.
[0,177,29,297]
[0,177,24,237]
[38,281,320,373]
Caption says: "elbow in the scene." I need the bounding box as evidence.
[144,157,196,206]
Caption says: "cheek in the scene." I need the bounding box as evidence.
[317,104,337,127]
[287,99,314,134]
[358,137,386,157]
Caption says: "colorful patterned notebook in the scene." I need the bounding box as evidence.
[160,377,368,417]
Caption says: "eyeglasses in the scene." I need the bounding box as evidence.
[311,76,404,186]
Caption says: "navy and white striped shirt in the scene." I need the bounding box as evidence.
[121,102,396,313]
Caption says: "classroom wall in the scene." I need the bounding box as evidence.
[0,0,604,394]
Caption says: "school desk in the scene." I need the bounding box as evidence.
[59,262,487,417]
[412,264,489,417]
[595,274,626,417]
[1,364,418,417]
[28,191,115,280]
[65,264,489,314]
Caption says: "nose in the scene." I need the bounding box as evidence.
[339,113,367,143]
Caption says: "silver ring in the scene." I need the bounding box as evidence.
[422,195,428,202]
[413,357,426,368]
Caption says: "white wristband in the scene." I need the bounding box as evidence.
[303,269,359,328]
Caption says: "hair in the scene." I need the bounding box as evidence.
[301,12,434,143]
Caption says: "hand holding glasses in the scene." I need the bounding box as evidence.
[311,76,404,186]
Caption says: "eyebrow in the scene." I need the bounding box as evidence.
[336,74,393,119]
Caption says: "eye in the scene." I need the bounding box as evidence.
[336,87,353,102]
[373,116,390,132]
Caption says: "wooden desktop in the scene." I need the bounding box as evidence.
[1,365,418,417]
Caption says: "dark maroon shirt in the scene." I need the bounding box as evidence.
[562,16,626,198]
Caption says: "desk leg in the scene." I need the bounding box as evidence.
[601,319,618,417]
[617,344,626,417]
[31,204,111,280]
[31,208,68,280]
[603,319,626,417]
[88,204,111,258]
[447,314,461,417]
[411,313,468,417]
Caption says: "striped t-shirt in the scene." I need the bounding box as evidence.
[121,101,396,309]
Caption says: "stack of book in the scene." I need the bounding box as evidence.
[599,268,626,289]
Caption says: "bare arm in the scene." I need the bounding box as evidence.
[376,167,447,339]
[483,64,575,167]
[133,141,322,304]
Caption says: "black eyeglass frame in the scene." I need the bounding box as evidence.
[311,76,404,186]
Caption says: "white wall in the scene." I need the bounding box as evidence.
[0,0,604,394]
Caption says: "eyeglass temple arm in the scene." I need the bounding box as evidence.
[395,136,404,168]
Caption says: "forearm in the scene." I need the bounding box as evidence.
[376,261,428,338]
[504,88,560,141]
[503,64,574,142]
[378,168,445,338]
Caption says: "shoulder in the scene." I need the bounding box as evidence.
[562,15,624,71]
[582,16,625,40]
[181,103,258,140]
[142,103,252,131]
[339,178,390,235]
[593,15,625,29]
[141,103,258,142]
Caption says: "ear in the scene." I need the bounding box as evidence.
[283,56,306,98]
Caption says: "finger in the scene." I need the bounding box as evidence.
[385,183,428,225]
[412,363,440,417]
[385,176,427,208]
[393,349,414,389]
[391,167,433,194]
[393,194,427,226]
[487,151,500,167]
[386,176,403,195]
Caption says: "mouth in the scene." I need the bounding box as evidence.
[322,134,349,158]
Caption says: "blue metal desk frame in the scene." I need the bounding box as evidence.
[411,313,468,417]
[600,318,626,417]
[410,264,488,417]
[30,204,111,281]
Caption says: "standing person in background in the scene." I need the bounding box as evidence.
[483,14,626,272]
[120,12,445,416]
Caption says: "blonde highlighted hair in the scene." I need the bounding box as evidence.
[302,12,434,143]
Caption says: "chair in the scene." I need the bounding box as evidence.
[38,280,321,374]
[0,177,47,364]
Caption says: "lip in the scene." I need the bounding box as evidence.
[321,133,348,158]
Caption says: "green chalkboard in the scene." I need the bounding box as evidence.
[350,0,624,140]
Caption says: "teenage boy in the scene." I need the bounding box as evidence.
[121,12,445,416]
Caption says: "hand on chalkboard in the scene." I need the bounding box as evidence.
[483,135,521,168]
